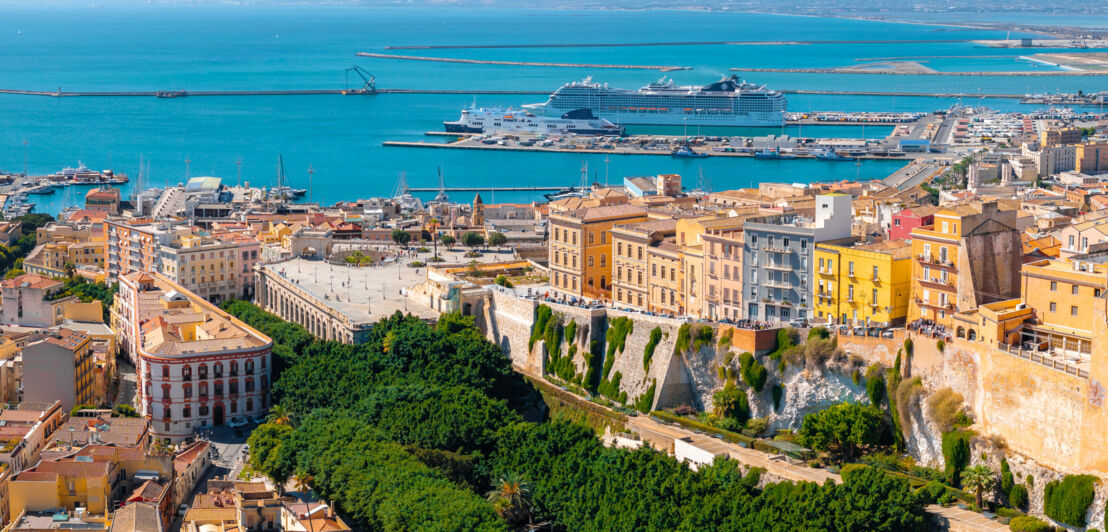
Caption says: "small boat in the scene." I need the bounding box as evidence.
[815,150,856,162]
[156,90,188,98]
[671,146,709,158]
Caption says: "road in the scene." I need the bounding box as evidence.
[522,368,1008,532]
[168,425,253,532]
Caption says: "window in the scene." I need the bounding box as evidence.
[1071,305,1079,316]
[1069,235,1076,248]
[588,232,594,244]
[199,365,207,379]
[163,407,171,420]
[873,265,879,279]
[600,255,606,267]
[183,405,191,418]
[800,240,806,250]
[247,398,254,412]
[942,221,949,233]
[617,242,622,255]
[231,401,237,413]
[182,366,192,381]
[783,237,790,247]
[847,285,854,300]
[214,381,223,395]
[872,288,878,303]
[246,378,255,392]
[848,262,855,276]
[818,258,824,270]
[230,361,239,376]
[162,366,169,379]
[1051,281,1058,291]
[1097,289,1103,297]
[199,383,208,397]
[572,233,577,245]
[588,256,594,267]
[1072,285,1079,295]
[183,384,192,398]
[1050,302,1057,312]
[214,363,223,378]
[199,405,209,417]
[230,380,239,394]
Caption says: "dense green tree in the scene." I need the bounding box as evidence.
[390,229,412,247]
[486,232,507,250]
[798,403,884,460]
[462,231,485,250]
[439,233,456,248]
[1044,474,1097,527]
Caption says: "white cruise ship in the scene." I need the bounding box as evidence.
[527,75,787,127]
[444,105,624,135]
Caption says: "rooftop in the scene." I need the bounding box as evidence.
[1,273,64,291]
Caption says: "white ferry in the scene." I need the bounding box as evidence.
[444,105,624,136]
[527,75,787,127]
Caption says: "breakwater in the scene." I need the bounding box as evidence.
[355,52,690,72]
[0,88,550,98]
[732,67,1108,76]
[384,39,975,50]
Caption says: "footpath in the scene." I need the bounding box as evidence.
[521,368,1008,532]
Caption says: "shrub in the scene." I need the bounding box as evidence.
[936,339,945,353]
[771,384,783,411]
[927,387,966,433]
[919,480,948,504]
[903,338,914,357]
[634,380,656,413]
[808,326,830,340]
[743,417,769,437]
[718,328,733,348]
[1043,474,1097,527]
[1008,483,1029,511]
[1000,458,1014,495]
[941,430,972,487]
[1008,516,1052,532]
[712,383,750,424]
[643,327,662,370]
[738,353,768,392]
[895,377,924,436]
[798,403,884,460]
[564,320,577,346]
[692,325,714,352]
[529,305,554,350]
[674,323,692,353]
[493,274,512,288]
[865,368,886,407]
[852,368,862,386]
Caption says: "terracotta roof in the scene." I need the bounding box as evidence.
[31,459,111,478]
[0,272,63,290]
[111,502,162,532]
[174,441,211,473]
[570,204,648,222]
[128,479,169,503]
[183,508,237,523]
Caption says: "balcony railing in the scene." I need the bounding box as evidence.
[765,263,792,271]
[914,297,953,310]
[916,253,955,269]
[998,343,1089,379]
[764,280,792,289]
[764,246,792,254]
[917,277,955,289]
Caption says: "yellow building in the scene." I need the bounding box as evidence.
[1076,141,1108,174]
[1006,258,1107,355]
[814,240,912,326]
[907,202,1022,330]
[9,460,114,517]
[549,205,648,299]
[611,219,676,310]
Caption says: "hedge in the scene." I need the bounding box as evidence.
[1044,474,1097,527]
[1008,516,1052,532]
[651,410,756,446]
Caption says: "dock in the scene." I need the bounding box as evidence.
[732,67,1108,76]
[355,52,691,72]
[404,186,572,192]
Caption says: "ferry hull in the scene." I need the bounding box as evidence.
[576,110,784,127]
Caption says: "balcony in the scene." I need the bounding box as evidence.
[764,246,792,254]
[764,279,792,289]
[816,291,833,300]
[914,297,953,311]
[765,263,792,272]
[917,277,955,290]
[916,253,955,269]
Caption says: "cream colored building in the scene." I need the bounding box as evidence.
[549,205,648,299]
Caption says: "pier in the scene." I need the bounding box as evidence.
[355,52,691,72]
[404,186,573,192]
[384,39,976,50]
[732,67,1108,76]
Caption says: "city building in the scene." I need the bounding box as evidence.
[172,441,211,510]
[813,240,912,326]
[1040,127,1083,147]
[1076,142,1108,175]
[111,502,162,532]
[8,458,114,517]
[888,205,939,241]
[23,240,105,278]
[742,194,852,323]
[549,205,648,299]
[21,329,95,412]
[703,225,745,322]
[183,480,350,532]
[0,274,102,328]
[907,202,1022,329]
[0,402,65,473]
[85,188,121,215]
[112,272,272,441]
[610,219,677,311]
[105,221,259,303]
[253,261,376,344]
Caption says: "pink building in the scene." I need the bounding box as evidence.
[889,205,939,241]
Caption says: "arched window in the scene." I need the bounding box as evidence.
[214,363,223,378]
[162,366,169,379]
[230,361,239,376]
[967,329,977,341]
[183,384,192,398]
[198,364,208,379]
[182,366,192,381]
[183,405,191,418]
[247,398,254,412]
[245,360,254,375]
[214,381,223,396]
[956,327,965,339]
[199,383,208,397]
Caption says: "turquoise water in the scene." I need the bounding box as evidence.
[0,6,1100,214]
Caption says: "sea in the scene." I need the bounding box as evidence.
[0,5,1105,215]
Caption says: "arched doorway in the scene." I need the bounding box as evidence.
[213,404,225,426]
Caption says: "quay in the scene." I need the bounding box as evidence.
[382,138,916,162]
[404,186,574,192]
[355,52,691,72]
[732,67,1108,76]
[384,39,975,50]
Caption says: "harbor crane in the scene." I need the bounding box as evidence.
[343,66,377,95]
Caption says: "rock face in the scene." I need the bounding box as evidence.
[754,364,869,431]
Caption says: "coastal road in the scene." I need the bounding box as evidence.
[520,368,1008,531]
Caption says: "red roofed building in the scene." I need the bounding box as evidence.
[889,205,939,241]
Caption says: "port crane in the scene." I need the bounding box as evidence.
[343,66,376,95]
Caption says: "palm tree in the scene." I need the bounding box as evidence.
[429,217,441,259]
[486,472,532,526]
[267,404,292,426]
[961,464,996,509]
[292,470,314,495]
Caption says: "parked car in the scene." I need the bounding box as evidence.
[881,329,895,339]
[253,415,267,425]
[178,505,188,516]
[227,417,248,428]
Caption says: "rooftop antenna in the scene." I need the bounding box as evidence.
[697,166,712,194]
